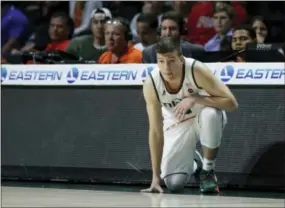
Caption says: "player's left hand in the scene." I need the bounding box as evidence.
[173,97,196,120]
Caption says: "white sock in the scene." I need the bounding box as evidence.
[193,161,198,173]
[203,158,215,171]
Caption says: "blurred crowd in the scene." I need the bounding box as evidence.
[1,1,285,64]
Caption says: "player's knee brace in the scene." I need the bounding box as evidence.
[164,173,189,192]
[199,107,224,149]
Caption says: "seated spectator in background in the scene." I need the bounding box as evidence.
[171,0,193,41]
[251,16,268,44]
[231,25,256,62]
[1,2,29,52]
[143,11,203,63]
[12,11,73,54]
[130,1,164,43]
[187,1,247,45]
[204,3,234,52]
[98,17,142,64]
[186,2,215,45]
[44,12,74,52]
[66,8,111,61]
[103,1,143,23]
[171,1,192,24]
[134,13,158,51]
[69,0,103,36]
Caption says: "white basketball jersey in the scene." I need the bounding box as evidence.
[150,57,206,130]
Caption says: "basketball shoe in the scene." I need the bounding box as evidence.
[200,169,220,193]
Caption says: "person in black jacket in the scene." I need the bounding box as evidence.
[142,11,204,63]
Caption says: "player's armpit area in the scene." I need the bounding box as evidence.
[143,77,163,133]
[192,61,238,111]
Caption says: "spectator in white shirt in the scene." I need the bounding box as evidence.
[69,1,102,36]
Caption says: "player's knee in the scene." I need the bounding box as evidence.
[164,174,189,193]
[200,107,222,122]
[199,107,223,149]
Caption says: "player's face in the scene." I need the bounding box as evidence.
[157,51,184,81]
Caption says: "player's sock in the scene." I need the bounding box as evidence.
[200,158,219,193]
[202,158,215,171]
[193,161,198,172]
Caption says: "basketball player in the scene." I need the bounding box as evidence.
[141,37,238,193]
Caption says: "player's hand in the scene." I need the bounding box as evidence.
[140,178,164,193]
[173,97,196,120]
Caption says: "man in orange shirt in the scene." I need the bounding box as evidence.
[45,12,74,51]
[11,11,74,55]
[98,17,142,64]
[22,12,74,64]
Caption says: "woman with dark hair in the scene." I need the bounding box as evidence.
[251,16,268,43]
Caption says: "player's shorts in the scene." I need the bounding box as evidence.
[160,110,227,179]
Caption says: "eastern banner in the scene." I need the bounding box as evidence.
[1,63,285,86]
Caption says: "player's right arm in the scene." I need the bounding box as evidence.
[141,76,164,192]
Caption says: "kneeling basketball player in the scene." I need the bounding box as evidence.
[141,37,238,194]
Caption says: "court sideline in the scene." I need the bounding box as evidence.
[1,182,284,207]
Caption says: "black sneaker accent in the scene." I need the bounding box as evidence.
[200,169,220,193]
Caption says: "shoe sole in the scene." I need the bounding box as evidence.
[200,186,220,194]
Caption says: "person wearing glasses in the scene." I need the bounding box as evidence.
[98,17,142,64]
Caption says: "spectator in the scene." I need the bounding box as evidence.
[103,1,143,22]
[66,8,111,61]
[134,13,158,51]
[171,1,192,24]
[130,1,164,43]
[10,2,70,54]
[204,3,235,52]
[12,11,73,55]
[186,1,247,45]
[44,12,74,52]
[231,25,256,62]
[98,17,142,64]
[1,3,29,52]
[142,11,203,64]
[69,1,103,36]
[43,2,69,17]
[251,16,268,44]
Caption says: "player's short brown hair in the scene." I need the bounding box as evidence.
[155,36,182,55]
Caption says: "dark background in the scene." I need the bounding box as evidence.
[1,86,285,191]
